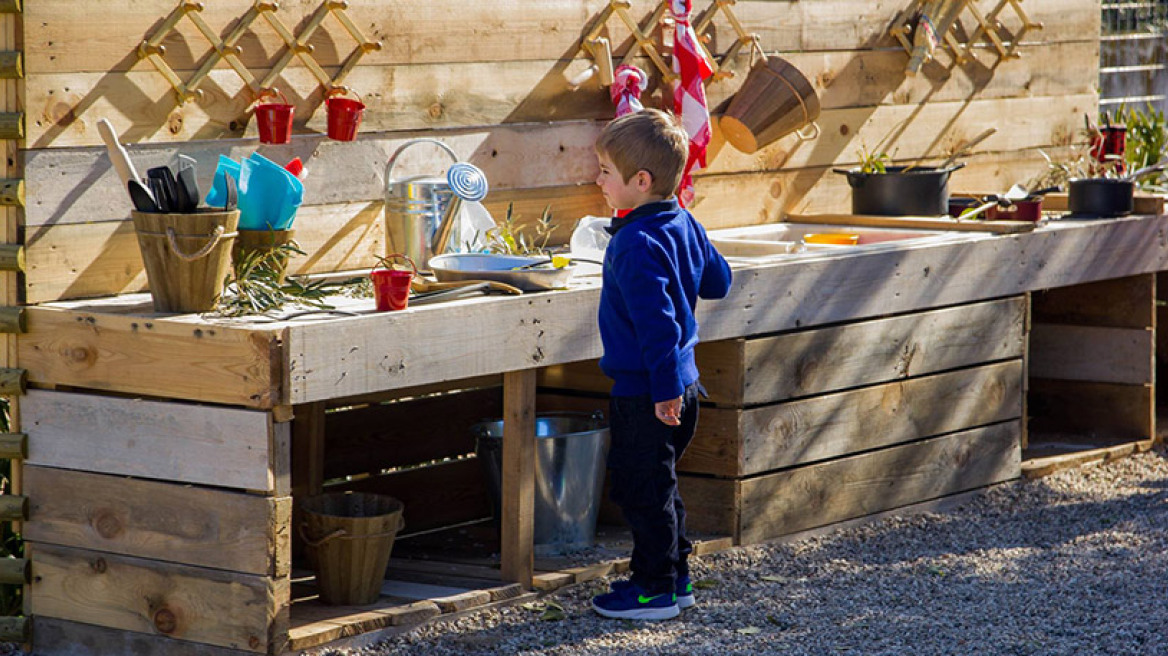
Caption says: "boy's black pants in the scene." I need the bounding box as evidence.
[607,382,701,597]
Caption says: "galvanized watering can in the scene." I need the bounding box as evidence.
[383,138,459,269]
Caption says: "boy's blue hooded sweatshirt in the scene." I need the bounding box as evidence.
[599,198,732,402]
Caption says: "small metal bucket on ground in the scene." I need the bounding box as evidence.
[132,209,239,313]
[720,55,821,154]
[474,411,610,555]
[383,138,458,270]
[301,492,405,606]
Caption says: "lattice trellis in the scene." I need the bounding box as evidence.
[568,0,759,89]
[139,0,383,105]
[889,0,1044,74]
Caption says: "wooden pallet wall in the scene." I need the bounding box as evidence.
[16,0,1101,304]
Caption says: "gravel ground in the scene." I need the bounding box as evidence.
[314,445,1168,656]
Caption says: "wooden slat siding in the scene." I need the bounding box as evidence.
[20,39,1097,148]
[677,475,740,539]
[1031,274,1155,329]
[29,543,290,654]
[289,217,1168,404]
[33,618,259,656]
[1028,324,1154,385]
[681,360,1023,478]
[20,150,1068,304]
[323,386,503,480]
[23,389,280,492]
[1029,379,1154,443]
[701,297,1026,406]
[23,466,290,577]
[18,307,284,408]
[25,0,1099,75]
[735,421,1020,544]
[24,93,1089,228]
[329,458,492,534]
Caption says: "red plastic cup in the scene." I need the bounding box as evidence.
[371,253,416,312]
[255,89,294,145]
[326,87,365,142]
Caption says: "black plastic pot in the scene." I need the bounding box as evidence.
[834,164,965,216]
[1067,178,1133,217]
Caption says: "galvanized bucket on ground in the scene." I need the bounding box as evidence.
[301,492,405,606]
[474,411,610,555]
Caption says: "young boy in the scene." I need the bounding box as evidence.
[590,109,732,620]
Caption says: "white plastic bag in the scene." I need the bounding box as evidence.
[569,215,611,275]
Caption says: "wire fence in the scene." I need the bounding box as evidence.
[1100,0,1168,110]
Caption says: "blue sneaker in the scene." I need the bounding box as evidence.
[675,575,696,610]
[592,581,679,620]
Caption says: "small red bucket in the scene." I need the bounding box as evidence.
[256,89,295,145]
[371,253,416,312]
[326,87,365,142]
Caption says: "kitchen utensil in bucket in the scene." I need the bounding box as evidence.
[255,88,294,145]
[383,138,460,269]
[720,55,820,154]
[326,87,364,142]
[132,209,239,313]
[371,253,417,311]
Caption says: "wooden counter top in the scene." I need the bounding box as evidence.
[18,214,1168,408]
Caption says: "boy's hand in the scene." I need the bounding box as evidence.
[655,397,682,426]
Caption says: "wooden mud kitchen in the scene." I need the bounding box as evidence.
[0,0,1160,654]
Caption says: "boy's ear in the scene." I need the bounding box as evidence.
[634,169,654,191]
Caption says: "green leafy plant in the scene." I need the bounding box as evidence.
[1117,103,1168,192]
[484,204,556,256]
[215,241,336,317]
[857,142,891,174]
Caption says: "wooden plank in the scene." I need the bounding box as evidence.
[501,369,536,588]
[676,475,739,539]
[682,360,1024,477]
[1029,379,1154,443]
[30,542,289,654]
[786,212,1037,234]
[25,93,1090,227]
[286,600,440,652]
[23,466,290,577]
[323,386,502,480]
[25,0,1098,74]
[330,458,492,535]
[288,217,1168,402]
[1028,324,1154,385]
[737,421,1020,544]
[23,389,281,492]
[23,149,1072,304]
[1031,274,1154,329]
[18,308,283,408]
[1022,438,1155,478]
[33,617,257,656]
[702,297,1027,405]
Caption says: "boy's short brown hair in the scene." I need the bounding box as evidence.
[595,108,688,198]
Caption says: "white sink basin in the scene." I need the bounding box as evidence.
[709,223,971,261]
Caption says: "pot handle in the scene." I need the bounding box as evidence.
[833,168,864,188]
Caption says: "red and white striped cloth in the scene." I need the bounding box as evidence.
[670,0,714,207]
[610,64,648,118]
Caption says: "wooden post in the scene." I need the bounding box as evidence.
[0,306,23,333]
[500,368,536,587]
[0,179,20,207]
[290,402,325,560]
[0,432,24,459]
[0,557,27,585]
[0,244,21,272]
[0,367,23,394]
[0,494,27,520]
[0,1,18,15]
[0,52,19,79]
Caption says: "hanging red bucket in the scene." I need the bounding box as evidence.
[326,87,365,142]
[371,253,416,312]
[255,89,295,145]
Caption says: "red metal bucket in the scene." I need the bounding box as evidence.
[256,89,294,145]
[371,253,415,311]
[326,88,365,142]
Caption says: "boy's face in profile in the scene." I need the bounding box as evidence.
[596,151,656,210]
